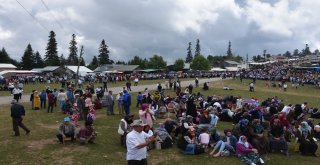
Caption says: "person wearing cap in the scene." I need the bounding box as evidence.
[56,117,76,144]
[11,99,30,136]
[126,119,156,165]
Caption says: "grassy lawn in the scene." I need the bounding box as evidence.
[0,78,195,96]
[0,79,319,165]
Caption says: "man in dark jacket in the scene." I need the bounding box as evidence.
[11,100,30,136]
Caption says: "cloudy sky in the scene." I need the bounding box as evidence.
[1,0,320,64]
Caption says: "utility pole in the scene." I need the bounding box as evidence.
[75,45,84,88]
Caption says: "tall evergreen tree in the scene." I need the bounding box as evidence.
[302,44,311,56]
[34,51,45,68]
[67,34,79,65]
[227,40,233,57]
[59,54,66,66]
[0,47,12,63]
[87,56,99,70]
[98,39,111,65]
[21,44,35,70]
[185,42,193,63]
[44,31,60,66]
[194,39,201,57]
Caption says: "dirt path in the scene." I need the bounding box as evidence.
[0,78,224,105]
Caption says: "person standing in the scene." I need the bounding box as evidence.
[57,89,67,112]
[123,90,131,115]
[117,91,124,115]
[126,120,156,165]
[33,91,40,110]
[11,100,30,136]
[106,91,115,115]
[12,86,21,102]
[47,90,55,113]
[40,90,47,109]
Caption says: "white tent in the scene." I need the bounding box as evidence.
[210,68,227,72]
[225,67,239,72]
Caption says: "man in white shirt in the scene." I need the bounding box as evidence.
[126,120,155,165]
[281,104,292,116]
[12,86,21,102]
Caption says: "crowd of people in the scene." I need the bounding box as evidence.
[6,61,320,164]
[117,78,319,165]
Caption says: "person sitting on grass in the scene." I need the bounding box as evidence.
[78,120,97,144]
[210,129,237,157]
[236,136,265,165]
[296,121,318,156]
[56,117,76,144]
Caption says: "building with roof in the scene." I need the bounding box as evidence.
[0,63,17,71]
[54,66,93,76]
[94,64,140,73]
[223,60,240,67]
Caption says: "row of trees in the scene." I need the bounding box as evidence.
[252,44,319,62]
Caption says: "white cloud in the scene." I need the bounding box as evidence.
[0,27,13,40]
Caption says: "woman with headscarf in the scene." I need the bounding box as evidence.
[278,112,292,142]
[177,128,204,155]
[154,123,173,149]
[33,91,40,110]
[199,110,211,124]
[296,121,318,156]
[118,114,134,147]
[269,118,288,155]
[233,118,250,138]
[249,119,269,154]
[139,103,154,128]
[236,136,265,165]
[210,129,237,157]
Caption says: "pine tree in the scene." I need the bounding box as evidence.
[303,44,311,56]
[67,34,79,65]
[44,31,60,66]
[98,39,110,65]
[34,51,45,68]
[227,40,233,57]
[59,54,66,66]
[0,47,11,63]
[87,56,99,70]
[195,39,201,57]
[185,42,193,63]
[21,44,35,70]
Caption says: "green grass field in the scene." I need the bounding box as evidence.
[0,79,319,165]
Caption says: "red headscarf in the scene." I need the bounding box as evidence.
[141,103,149,118]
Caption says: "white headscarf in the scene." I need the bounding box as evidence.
[238,136,249,148]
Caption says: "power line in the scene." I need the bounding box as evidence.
[15,0,49,32]
[40,0,65,30]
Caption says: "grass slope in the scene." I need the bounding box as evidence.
[0,79,319,165]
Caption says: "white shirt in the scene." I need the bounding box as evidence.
[213,102,222,109]
[281,105,292,115]
[126,130,152,160]
[12,88,20,95]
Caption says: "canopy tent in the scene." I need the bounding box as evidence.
[210,68,227,72]
[0,70,38,77]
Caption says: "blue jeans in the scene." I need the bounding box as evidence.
[181,144,196,155]
[59,100,65,111]
[124,105,130,115]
